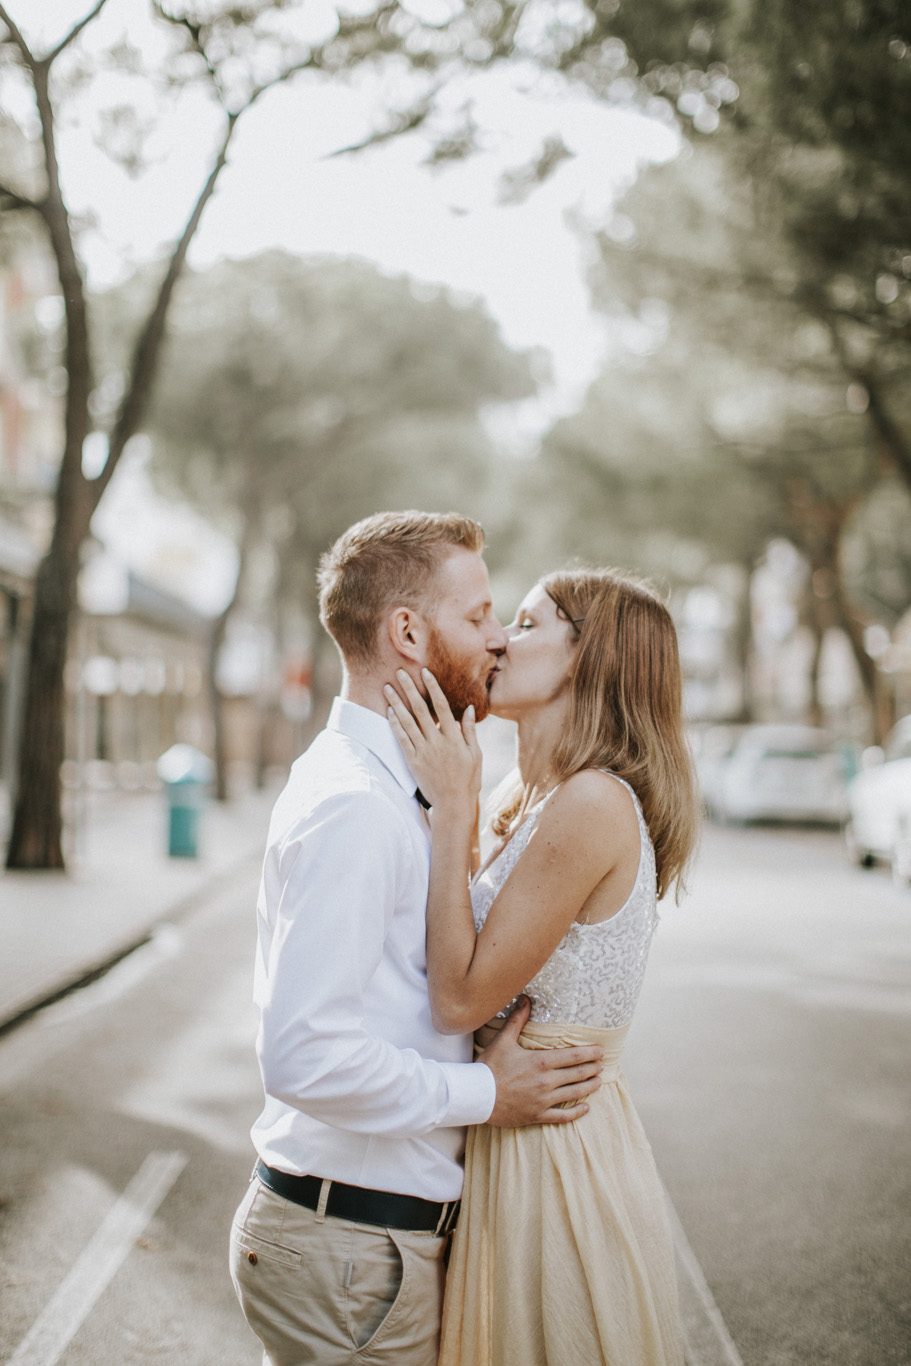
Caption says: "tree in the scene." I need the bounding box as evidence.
[514,133,897,731]
[139,250,534,795]
[8,0,907,861]
[520,0,911,733]
[596,145,898,727]
[566,0,911,494]
[528,295,785,718]
[0,0,535,868]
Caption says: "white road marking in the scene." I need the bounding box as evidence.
[665,1189,746,1366]
[7,1149,188,1366]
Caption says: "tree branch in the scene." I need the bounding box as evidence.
[90,25,327,506]
[478,0,530,63]
[47,0,110,65]
[151,7,318,116]
[326,95,435,157]
[152,3,225,102]
[92,114,240,504]
[245,55,320,113]
[27,60,95,549]
[0,1,33,63]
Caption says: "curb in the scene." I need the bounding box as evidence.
[0,843,262,1039]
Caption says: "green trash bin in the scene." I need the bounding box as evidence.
[157,744,214,858]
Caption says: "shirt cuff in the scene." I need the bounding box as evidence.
[439,1060,497,1126]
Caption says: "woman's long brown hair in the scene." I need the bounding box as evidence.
[492,569,701,901]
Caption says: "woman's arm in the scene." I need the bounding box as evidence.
[386,670,484,1032]
[387,671,635,1034]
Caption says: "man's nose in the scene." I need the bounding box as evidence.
[487,620,508,653]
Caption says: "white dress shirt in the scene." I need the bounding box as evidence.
[250,696,497,1201]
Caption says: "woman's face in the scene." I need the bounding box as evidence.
[488,584,577,719]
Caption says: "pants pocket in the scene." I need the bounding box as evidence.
[344,1227,404,1350]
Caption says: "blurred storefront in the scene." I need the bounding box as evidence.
[65,551,211,793]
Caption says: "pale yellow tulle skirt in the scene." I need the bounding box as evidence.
[438,1020,685,1366]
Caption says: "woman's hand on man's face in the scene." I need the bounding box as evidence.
[384,668,482,814]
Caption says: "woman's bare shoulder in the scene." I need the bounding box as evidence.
[531,769,639,851]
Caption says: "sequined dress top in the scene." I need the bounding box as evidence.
[471,773,658,1029]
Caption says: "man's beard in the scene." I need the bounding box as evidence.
[426,627,492,722]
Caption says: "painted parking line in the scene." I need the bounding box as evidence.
[7,1149,188,1366]
[665,1189,745,1366]
[8,1145,736,1366]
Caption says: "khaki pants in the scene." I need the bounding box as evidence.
[229,1176,447,1365]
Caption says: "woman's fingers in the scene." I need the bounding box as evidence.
[386,703,416,756]
[420,669,460,736]
[386,668,476,759]
[394,669,438,740]
[383,685,424,747]
[461,702,480,752]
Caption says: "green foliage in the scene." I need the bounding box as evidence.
[580,0,732,74]
[141,248,534,594]
[540,0,911,630]
[602,146,883,540]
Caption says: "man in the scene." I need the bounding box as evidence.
[230,511,603,1365]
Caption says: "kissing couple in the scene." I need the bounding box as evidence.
[231,509,699,1366]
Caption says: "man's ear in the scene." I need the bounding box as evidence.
[387,607,429,665]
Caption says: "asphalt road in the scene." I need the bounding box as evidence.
[1,823,909,1365]
[0,862,265,1366]
[625,822,911,1366]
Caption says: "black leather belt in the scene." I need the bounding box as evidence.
[255,1161,459,1235]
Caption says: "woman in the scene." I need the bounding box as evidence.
[385,567,700,1366]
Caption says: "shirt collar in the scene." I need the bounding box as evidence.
[327,696,419,798]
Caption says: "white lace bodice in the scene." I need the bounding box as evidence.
[471,774,659,1029]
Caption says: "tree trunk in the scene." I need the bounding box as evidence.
[5,113,239,865]
[800,561,839,729]
[254,698,281,789]
[808,535,893,744]
[729,561,756,723]
[805,609,825,729]
[5,541,80,867]
[829,567,894,743]
[207,607,231,803]
[207,496,260,802]
[785,477,892,741]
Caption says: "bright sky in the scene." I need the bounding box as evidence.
[6,1,679,609]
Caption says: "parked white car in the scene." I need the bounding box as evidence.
[693,724,744,819]
[844,716,911,884]
[713,724,849,826]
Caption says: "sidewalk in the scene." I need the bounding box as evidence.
[0,780,278,1032]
